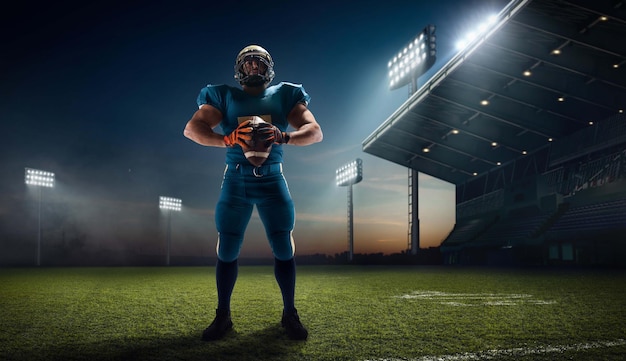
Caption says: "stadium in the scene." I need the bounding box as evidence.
[363,0,626,267]
[2,1,626,360]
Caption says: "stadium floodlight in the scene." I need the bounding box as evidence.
[386,26,437,255]
[25,168,55,188]
[336,159,363,263]
[159,196,182,211]
[336,159,363,187]
[159,196,182,266]
[388,24,436,91]
[24,168,55,266]
[454,14,498,51]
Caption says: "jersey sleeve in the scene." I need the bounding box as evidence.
[281,82,311,108]
[294,84,311,106]
[196,85,227,113]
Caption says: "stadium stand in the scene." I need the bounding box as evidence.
[442,214,499,246]
[363,0,626,267]
[546,198,626,237]
[473,206,551,246]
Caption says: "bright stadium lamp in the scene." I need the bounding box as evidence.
[24,168,55,266]
[159,196,182,211]
[454,14,498,51]
[336,159,363,262]
[388,24,436,92]
[25,168,55,188]
[159,196,182,266]
[336,159,363,187]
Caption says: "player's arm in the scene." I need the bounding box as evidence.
[183,104,228,147]
[285,102,323,146]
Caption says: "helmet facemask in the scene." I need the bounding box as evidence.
[234,45,275,87]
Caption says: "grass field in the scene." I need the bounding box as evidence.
[1,266,625,361]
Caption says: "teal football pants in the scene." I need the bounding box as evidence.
[215,163,295,262]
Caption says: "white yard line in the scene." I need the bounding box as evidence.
[394,290,555,306]
[364,339,626,361]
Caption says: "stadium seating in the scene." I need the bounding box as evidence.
[545,198,626,239]
[443,215,498,245]
[473,207,551,246]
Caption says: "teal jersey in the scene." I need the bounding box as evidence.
[197,82,311,165]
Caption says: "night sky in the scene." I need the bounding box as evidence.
[1,0,509,262]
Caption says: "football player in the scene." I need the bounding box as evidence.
[183,45,323,341]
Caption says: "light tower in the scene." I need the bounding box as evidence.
[387,24,437,255]
[336,159,363,262]
[159,196,181,266]
[24,168,55,266]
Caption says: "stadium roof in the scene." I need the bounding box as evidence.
[363,0,626,186]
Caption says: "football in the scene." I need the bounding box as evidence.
[242,116,273,167]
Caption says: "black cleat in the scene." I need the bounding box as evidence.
[202,309,233,341]
[281,309,308,340]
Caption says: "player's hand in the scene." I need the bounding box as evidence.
[257,122,288,144]
[224,120,253,147]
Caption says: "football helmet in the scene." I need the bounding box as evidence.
[234,45,275,87]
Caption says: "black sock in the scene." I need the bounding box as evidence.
[216,258,238,312]
[274,257,296,313]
